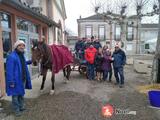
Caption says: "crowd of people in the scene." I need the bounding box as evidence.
[75,36,126,88]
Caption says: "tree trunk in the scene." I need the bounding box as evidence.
[151,0,160,83]
[120,18,127,52]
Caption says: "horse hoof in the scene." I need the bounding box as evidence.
[50,90,55,95]
[63,78,67,84]
[64,80,69,84]
[40,89,44,94]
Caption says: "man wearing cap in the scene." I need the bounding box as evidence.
[93,39,102,50]
[112,44,126,88]
[6,40,32,116]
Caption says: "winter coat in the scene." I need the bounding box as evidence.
[112,49,126,68]
[85,47,97,64]
[93,41,102,50]
[75,41,83,52]
[95,53,103,72]
[6,51,32,96]
[102,53,112,71]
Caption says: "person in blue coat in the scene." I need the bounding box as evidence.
[74,38,83,59]
[112,44,126,88]
[6,40,32,116]
[93,39,102,50]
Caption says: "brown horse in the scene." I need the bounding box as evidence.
[31,41,71,95]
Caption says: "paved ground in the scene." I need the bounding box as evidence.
[0,65,160,120]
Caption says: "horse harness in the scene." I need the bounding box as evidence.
[38,44,52,69]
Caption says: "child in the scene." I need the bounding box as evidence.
[102,49,112,82]
[95,48,104,81]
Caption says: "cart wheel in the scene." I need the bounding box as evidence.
[79,65,87,75]
[78,65,83,74]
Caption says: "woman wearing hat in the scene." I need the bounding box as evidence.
[6,40,32,116]
[102,48,113,82]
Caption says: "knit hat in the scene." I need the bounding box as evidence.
[14,40,25,49]
[115,44,119,48]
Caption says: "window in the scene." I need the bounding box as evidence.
[0,12,11,28]
[47,0,53,18]
[57,29,62,42]
[85,25,92,38]
[145,44,149,49]
[17,18,38,33]
[127,26,134,41]
[0,12,12,59]
[98,25,105,40]
[56,0,62,11]
[28,22,38,33]
[115,24,121,41]
[17,18,29,31]
[2,31,12,58]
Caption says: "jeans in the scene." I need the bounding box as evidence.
[114,67,124,85]
[12,95,24,113]
[103,69,112,81]
[87,63,95,80]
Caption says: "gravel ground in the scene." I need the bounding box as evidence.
[0,65,160,120]
[106,86,160,120]
[1,91,105,120]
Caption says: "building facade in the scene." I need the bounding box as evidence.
[23,0,67,45]
[140,24,158,53]
[77,14,141,55]
[141,24,158,41]
[0,0,64,96]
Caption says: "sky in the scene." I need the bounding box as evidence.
[64,0,158,35]
[64,0,95,35]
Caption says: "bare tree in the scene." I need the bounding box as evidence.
[65,28,76,36]
[93,0,160,83]
[152,0,160,83]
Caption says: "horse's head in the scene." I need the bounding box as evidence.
[31,41,44,66]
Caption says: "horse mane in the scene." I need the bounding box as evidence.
[38,41,49,55]
[38,41,52,68]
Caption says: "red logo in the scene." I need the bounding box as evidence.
[102,104,114,118]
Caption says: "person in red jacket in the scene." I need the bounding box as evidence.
[85,44,97,80]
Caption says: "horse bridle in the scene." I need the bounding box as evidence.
[41,53,51,66]
[37,44,51,67]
